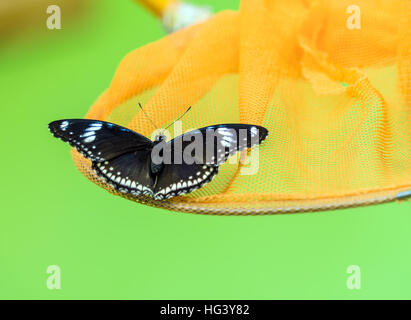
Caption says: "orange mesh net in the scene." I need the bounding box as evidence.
[72,0,411,214]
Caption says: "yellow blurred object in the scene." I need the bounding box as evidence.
[136,0,177,16]
[136,0,212,33]
[73,0,411,214]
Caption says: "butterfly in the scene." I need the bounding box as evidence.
[48,109,268,200]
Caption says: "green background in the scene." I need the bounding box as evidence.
[0,0,410,299]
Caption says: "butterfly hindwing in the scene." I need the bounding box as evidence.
[92,150,155,197]
[48,119,152,162]
[154,163,218,200]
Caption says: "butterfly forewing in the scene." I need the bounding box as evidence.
[169,124,269,166]
[48,119,152,162]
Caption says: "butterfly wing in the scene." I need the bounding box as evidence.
[49,119,156,196]
[153,124,268,200]
[171,124,268,165]
[153,162,219,200]
[48,119,153,162]
[92,150,155,196]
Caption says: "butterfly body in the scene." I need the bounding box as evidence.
[49,119,268,200]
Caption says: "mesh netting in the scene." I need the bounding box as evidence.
[72,0,411,214]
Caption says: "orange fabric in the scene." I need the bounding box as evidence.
[73,0,411,214]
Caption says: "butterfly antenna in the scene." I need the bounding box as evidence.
[164,106,192,130]
[138,103,158,130]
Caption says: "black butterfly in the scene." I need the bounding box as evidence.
[48,117,268,200]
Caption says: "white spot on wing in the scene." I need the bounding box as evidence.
[81,131,95,138]
[83,136,95,143]
[60,121,69,131]
[251,126,258,136]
